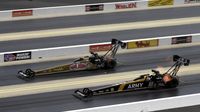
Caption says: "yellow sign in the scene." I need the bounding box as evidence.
[148,0,174,7]
[127,39,159,49]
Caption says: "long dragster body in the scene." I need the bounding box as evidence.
[18,39,126,80]
[74,55,190,98]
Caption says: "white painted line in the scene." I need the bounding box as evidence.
[65,93,200,112]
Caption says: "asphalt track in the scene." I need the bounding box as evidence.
[0,44,199,112]
[1,6,200,34]
[1,24,200,52]
[0,0,135,10]
[0,6,200,52]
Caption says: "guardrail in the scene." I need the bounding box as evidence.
[0,33,200,66]
[0,0,199,21]
[66,93,200,112]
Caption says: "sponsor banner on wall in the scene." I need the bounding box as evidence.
[85,4,104,12]
[12,10,33,17]
[115,2,137,9]
[184,0,200,4]
[127,39,159,49]
[89,44,112,52]
[171,36,192,44]
[4,51,32,62]
[148,0,174,7]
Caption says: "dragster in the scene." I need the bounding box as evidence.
[74,55,190,98]
[17,39,126,80]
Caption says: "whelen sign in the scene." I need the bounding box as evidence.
[115,2,137,9]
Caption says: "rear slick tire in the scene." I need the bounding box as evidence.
[165,77,179,88]
[104,59,117,69]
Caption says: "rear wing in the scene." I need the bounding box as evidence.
[111,39,126,49]
[173,55,190,66]
[103,39,126,58]
[165,55,190,76]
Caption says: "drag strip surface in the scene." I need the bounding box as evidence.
[0,46,199,112]
[0,23,200,52]
[2,17,200,41]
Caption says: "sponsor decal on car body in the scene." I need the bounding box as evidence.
[128,83,143,89]
[70,63,87,70]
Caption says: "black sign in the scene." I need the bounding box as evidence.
[172,36,192,44]
[4,51,32,62]
[185,0,200,4]
[85,4,104,12]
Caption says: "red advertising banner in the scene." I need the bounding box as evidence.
[89,44,112,52]
[12,10,33,17]
[115,2,137,9]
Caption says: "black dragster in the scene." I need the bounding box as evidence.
[74,55,190,98]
